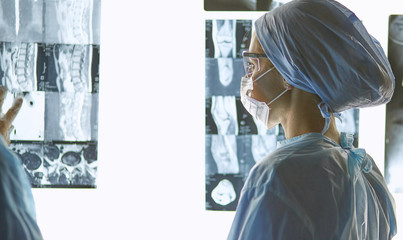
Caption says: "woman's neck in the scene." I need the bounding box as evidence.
[280,89,341,145]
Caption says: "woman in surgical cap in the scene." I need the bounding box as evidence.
[228,0,397,239]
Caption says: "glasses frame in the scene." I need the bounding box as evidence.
[242,51,269,77]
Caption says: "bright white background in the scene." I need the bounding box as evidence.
[31,0,403,239]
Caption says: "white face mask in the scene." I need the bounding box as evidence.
[240,67,289,128]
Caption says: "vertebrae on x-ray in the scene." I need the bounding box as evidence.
[0,42,36,92]
[55,0,92,44]
[55,45,91,92]
[59,92,91,141]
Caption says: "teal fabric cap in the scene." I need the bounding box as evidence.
[255,0,395,113]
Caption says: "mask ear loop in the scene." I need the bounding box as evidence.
[267,88,289,106]
[252,67,275,82]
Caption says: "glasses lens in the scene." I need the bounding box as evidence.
[243,56,259,78]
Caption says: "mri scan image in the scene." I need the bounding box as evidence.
[0,0,102,189]
[210,135,239,174]
[37,44,93,92]
[0,0,17,42]
[45,92,98,142]
[0,42,37,92]
[205,58,243,96]
[53,44,92,92]
[44,142,97,187]
[211,96,238,135]
[10,141,97,187]
[206,174,243,211]
[211,179,237,206]
[18,0,43,42]
[44,0,101,44]
[11,142,44,186]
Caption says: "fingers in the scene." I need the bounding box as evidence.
[0,86,7,113]
[4,97,23,125]
[4,124,14,146]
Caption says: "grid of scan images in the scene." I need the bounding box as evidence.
[385,15,403,193]
[0,0,101,188]
[205,19,360,211]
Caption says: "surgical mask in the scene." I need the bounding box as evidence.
[240,67,289,128]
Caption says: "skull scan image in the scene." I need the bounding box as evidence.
[211,96,238,135]
[211,135,239,174]
[211,179,236,206]
[0,42,37,92]
[53,44,92,92]
[212,20,235,58]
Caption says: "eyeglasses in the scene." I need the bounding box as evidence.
[242,51,269,78]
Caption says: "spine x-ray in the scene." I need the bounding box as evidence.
[0,0,101,188]
[385,15,403,193]
[205,19,360,211]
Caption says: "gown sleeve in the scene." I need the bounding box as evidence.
[0,136,43,240]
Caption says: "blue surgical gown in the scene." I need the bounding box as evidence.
[228,133,397,240]
[0,137,43,239]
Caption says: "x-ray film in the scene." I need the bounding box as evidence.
[206,135,275,177]
[0,0,101,188]
[0,0,17,42]
[206,97,259,135]
[45,92,98,142]
[18,0,43,42]
[0,42,38,92]
[206,174,244,211]
[37,44,93,92]
[10,141,97,187]
[0,0,101,44]
[385,15,403,193]
[44,0,101,45]
[205,20,251,59]
[0,0,42,42]
[205,18,360,211]
[205,58,243,97]
[91,45,100,92]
